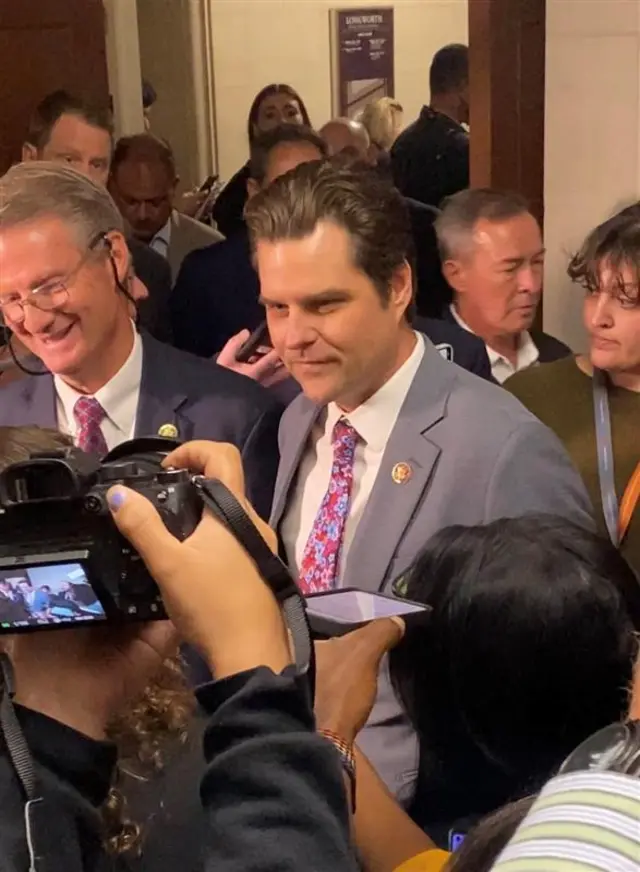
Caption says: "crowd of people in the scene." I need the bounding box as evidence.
[0,41,638,872]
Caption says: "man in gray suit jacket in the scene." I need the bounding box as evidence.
[244,160,594,795]
[0,163,280,520]
[108,134,223,282]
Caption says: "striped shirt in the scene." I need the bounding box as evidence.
[490,771,640,871]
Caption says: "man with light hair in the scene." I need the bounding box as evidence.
[0,162,281,519]
[436,188,571,383]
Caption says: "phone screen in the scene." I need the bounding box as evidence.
[0,562,106,631]
[306,590,426,624]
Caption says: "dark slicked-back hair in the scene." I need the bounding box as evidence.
[430,44,469,96]
[245,159,415,307]
[25,90,113,151]
[110,133,176,179]
[249,124,327,184]
[568,209,640,306]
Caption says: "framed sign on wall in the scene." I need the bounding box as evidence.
[330,7,395,117]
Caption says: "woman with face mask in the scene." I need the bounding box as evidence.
[505,208,640,575]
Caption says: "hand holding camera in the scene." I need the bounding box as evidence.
[108,440,291,680]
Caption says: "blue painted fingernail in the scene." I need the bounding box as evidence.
[107,488,126,512]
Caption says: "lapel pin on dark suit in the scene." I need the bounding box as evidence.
[158,423,179,439]
[391,462,412,484]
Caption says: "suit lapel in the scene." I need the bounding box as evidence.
[20,374,58,428]
[343,342,454,591]
[270,398,321,528]
[134,334,192,441]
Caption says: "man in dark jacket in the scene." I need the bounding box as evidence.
[391,44,469,208]
[436,188,572,383]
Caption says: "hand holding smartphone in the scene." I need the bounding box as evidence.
[235,321,273,364]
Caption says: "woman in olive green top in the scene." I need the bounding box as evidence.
[506,209,640,575]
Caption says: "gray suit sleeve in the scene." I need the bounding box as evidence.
[484,421,595,528]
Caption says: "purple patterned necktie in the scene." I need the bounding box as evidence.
[73,396,108,456]
[298,418,358,595]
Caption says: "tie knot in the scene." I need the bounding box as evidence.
[73,396,106,428]
[332,417,358,452]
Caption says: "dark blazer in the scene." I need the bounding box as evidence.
[211,163,251,239]
[442,308,573,365]
[405,199,452,319]
[414,317,493,381]
[128,237,174,345]
[171,229,262,357]
[0,333,282,520]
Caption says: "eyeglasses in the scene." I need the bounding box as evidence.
[0,232,109,325]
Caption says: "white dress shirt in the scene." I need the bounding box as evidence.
[282,333,425,580]
[450,304,540,384]
[149,215,172,259]
[55,328,143,451]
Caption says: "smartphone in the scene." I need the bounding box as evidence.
[0,559,107,634]
[306,588,428,637]
[235,321,272,363]
[198,174,218,193]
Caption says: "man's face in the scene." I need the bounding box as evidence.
[109,161,175,242]
[24,114,112,186]
[584,262,640,376]
[257,221,412,410]
[445,213,544,337]
[0,217,130,381]
[320,122,372,164]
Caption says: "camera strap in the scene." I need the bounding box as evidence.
[193,478,315,698]
[0,653,45,872]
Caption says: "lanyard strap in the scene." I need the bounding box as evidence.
[593,368,621,546]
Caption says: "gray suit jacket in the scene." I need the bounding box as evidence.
[0,333,282,521]
[271,340,594,794]
[168,211,224,282]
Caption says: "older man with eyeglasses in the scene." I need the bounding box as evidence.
[0,162,282,521]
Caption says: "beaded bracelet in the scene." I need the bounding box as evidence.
[318,728,357,812]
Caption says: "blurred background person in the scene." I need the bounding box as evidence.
[172,124,327,358]
[437,189,571,382]
[108,134,223,283]
[211,83,311,239]
[357,97,404,167]
[506,209,640,575]
[391,44,469,208]
[390,515,640,846]
[142,79,157,132]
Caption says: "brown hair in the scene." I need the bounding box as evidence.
[568,209,640,306]
[245,158,415,306]
[249,124,327,184]
[25,90,113,151]
[0,426,73,470]
[445,796,535,872]
[0,425,195,856]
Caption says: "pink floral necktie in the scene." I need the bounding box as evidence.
[73,396,108,456]
[298,418,358,595]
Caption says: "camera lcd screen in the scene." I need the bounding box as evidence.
[306,590,426,624]
[0,562,106,631]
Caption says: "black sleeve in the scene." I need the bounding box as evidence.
[0,707,116,872]
[197,667,358,872]
[131,242,175,346]
[211,166,250,239]
[239,399,283,521]
[171,251,214,357]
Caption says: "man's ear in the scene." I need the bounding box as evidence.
[246,177,260,199]
[442,259,466,294]
[22,143,38,162]
[390,261,414,321]
[104,231,132,288]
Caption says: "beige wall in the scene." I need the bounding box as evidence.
[208,0,468,180]
[544,0,640,350]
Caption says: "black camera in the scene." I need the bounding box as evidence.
[0,437,201,633]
